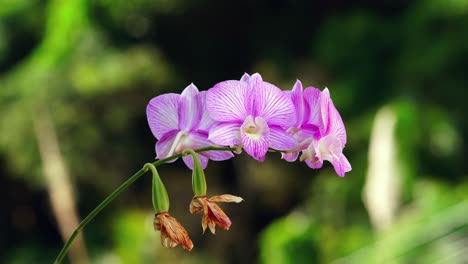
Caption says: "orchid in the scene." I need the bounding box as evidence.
[56,74,352,262]
[154,212,194,251]
[147,84,233,169]
[190,194,244,234]
[285,83,351,177]
[281,80,322,162]
[206,73,297,161]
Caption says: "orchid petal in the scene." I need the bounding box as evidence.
[202,150,234,161]
[180,131,234,168]
[327,96,347,145]
[292,125,319,144]
[315,134,350,176]
[210,194,243,203]
[319,88,331,136]
[155,212,193,251]
[179,83,201,131]
[209,122,242,147]
[206,80,252,122]
[171,131,231,167]
[241,133,269,161]
[147,94,179,138]
[247,73,262,88]
[282,152,299,162]
[305,159,323,169]
[269,126,297,151]
[197,91,216,131]
[239,116,270,162]
[330,153,352,177]
[253,80,296,128]
[183,154,209,170]
[201,200,209,233]
[302,141,323,169]
[188,131,234,161]
[185,131,211,148]
[304,87,322,130]
[208,220,216,234]
[240,73,250,82]
[206,201,232,231]
[155,130,180,162]
[290,80,308,127]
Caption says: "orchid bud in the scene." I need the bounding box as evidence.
[144,163,169,213]
[184,149,207,196]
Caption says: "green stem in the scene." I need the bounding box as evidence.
[54,146,236,264]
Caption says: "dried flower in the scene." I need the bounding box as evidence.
[154,212,194,251]
[190,195,243,234]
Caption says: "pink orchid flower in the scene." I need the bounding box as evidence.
[284,81,351,177]
[293,84,351,177]
[206,73,297,161]
[147,84,233,169]
[281,80,322,162]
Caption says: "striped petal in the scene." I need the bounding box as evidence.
[206,80,253,122]
[282,151,299,162]
[253,77,296,128]
[197,91,216,131]
[325,91,347,145]
[269,126,297,151]
[178,83,201,131]
[241,133,269,162]
[304,87,322,131]
[147,94,180,138]
[183,154,209,170]
[155,130,180,162]
[209,122,242,147]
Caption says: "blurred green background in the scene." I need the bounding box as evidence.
[1,0,468,263]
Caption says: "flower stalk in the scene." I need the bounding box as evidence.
[54,146,236,264]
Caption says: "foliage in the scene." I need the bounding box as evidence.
[1,0,467,263]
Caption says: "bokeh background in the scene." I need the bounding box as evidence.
[1,0,468,263]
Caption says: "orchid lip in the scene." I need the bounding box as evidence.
[241,115,269,140]
[318,135,343,161]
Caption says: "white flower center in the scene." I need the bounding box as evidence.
[241,115,269,140]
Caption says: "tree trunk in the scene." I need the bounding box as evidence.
[33,105,89,264]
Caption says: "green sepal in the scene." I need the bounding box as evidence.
[184,149,207,196]
[144,163,169,213]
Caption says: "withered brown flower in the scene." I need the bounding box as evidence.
[154,212,194,251]
[190,194,243,234]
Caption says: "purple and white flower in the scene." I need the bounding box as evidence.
[206,73,297,161]
[146,84,233,169]
[283,81,351,177]
[281,80,322,162]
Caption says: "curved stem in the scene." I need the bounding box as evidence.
[54,146,236,264]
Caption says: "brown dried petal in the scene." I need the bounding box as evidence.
[189,196,204,214]
[154,212,194,251]
[206,200,232,232]
[191,195,242,234]
[209,194,244,203]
